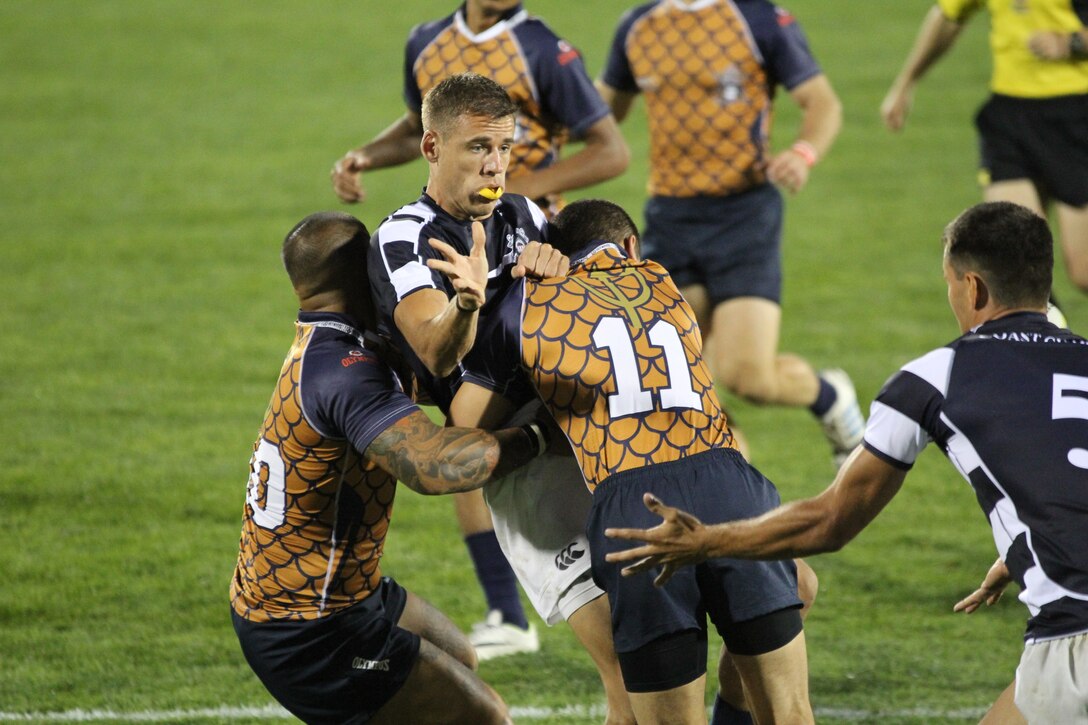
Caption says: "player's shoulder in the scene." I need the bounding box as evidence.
[300,324,404,401]
[406,11,456,48]
[510,9,561,40]
[734,0,800,32]
[616,1,661,32]
[494,194,548,235]
[374,199,439,245]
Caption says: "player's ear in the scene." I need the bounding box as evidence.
[968,271,989,311]
[421,130,440,162]
[623,234,640,261]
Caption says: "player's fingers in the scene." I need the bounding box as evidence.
[543,248,569,277]
[619,556,657,577]
[604,527,652,544]
[606,543,660,565]
[470,221,487,256]
[653,566,676,588]
[428,238,458,261]
[642,493,668,515]
[517,242,540,271]
[425,258,455,277]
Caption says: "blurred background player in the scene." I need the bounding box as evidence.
[606,201,1088,724]
[230,211,551,725]
[332,0,629,657]
[595,0,865,469]
[881,0,1088,314]
[331,0,628,216]
[467,198,815,725]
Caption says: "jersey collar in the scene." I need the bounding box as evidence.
[454,3,528,42]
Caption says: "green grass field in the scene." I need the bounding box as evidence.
[3,1,1084,722]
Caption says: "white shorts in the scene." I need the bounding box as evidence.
[1015,630,1088,722]
[484,448,602,626]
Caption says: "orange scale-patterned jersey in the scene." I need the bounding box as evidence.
[403,4,610,216]
[230,313,418,623]
[466,244,735,492]
[600,0,823,198]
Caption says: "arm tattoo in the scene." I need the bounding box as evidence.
[365,410,534,494]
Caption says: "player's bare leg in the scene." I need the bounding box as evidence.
[455,488,495,537]
[1056,202,1088,293]
[706,297,819,408]
[627,675,709,725]
[984,179,1044,216]
[370,638,511,725]
[397,589,478,669]
[567,595,637,725]
[978,680,1025,725]
[700,295,863,465]
[713,559,818,723]
[729,631,814,725]
[373,591,510,724]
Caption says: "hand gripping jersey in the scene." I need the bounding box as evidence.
[231,312,418,623]
[403,3,610,215]
[468,243,736,492]
[864,313,1088,642]
[601,0,822,198]
[369,192,548,413]
[938,0,1088,98]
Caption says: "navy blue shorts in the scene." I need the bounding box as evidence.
[587,448,801,655]
[975,93,1088,207]
[641,184,784,305]
[232,577,421,725]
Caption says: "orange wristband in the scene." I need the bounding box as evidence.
[791,140,818,167]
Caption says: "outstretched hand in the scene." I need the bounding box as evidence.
[512,241,569,279]
[953,558,1012,614]
[427,221,489,312]
[604,493,711,587]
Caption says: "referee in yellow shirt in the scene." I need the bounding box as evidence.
[882,0,1088,307]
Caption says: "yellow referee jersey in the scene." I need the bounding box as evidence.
[940,0,1088,97]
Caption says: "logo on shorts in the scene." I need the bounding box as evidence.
[351,657,390,671]
[554,542,585,571]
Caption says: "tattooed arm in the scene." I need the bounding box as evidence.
[364,409,539,495]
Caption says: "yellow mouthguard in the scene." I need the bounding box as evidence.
[478,186,504,201]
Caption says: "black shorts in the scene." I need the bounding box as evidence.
[232,577,421,725]
[974,93,1088,206]
[587,448,802,659]
[641,184,784,305]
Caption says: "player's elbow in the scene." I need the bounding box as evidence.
[600,137,631,179]
[419,349,458,380]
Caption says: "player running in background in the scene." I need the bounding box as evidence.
[607,201,1088,724]
[595,0,864,467]
[882,0,1088,307]
[331,0,628,217]
[466,198,815,725]
[230,211,550,725]
[333,1,629,655]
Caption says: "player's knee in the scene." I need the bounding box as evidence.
[472,695,511,725]
[721,368,777,405]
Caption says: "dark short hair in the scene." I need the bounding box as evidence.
[282,211,373,324]
[549,198,639,256]
[420,73,517,134]
[942,201,1052,308]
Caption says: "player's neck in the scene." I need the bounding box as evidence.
[464,6,501,34]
